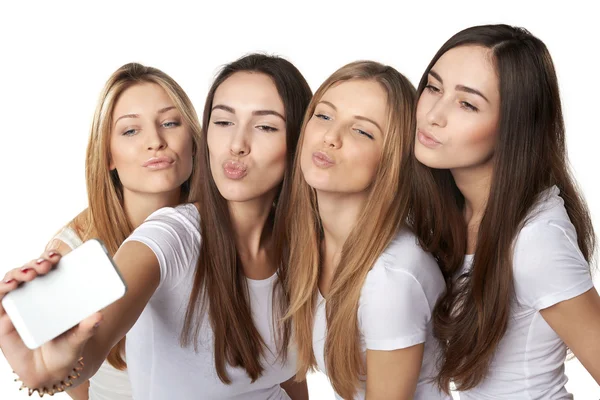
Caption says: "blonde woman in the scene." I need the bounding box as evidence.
[285,61,449,400]
[0,54,311,399]
[43,62,202,400]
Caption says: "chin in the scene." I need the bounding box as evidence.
[303,176,335,192]
[414,149,443,169]
[219,190,264,203]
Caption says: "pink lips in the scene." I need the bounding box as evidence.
[143,156,174,169]
[223,160,248,180]
[417,129,442,149]
[312,151,335,168]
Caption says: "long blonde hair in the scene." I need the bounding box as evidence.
[285,61,416,399]
[70,62,202,369]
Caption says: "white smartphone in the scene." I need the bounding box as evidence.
[2,239,127,349]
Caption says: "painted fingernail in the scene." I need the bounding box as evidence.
[21,268,32,273]
[36,258,45,264]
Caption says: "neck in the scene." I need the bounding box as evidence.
[228,189,277,260]
[123,187,182,229]
[451,160,493,250]
[316,190,367,268]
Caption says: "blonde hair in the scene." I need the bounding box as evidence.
[285,61,416,398]
[71,63,202,369]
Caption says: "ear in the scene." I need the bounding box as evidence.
[109,154,115,171]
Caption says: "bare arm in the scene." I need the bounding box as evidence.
[77,241,160,382]
[281,375,309,400]
[540,287,600,384]
[64,380,90,400]
[365,344,423,400]
[0,241,160,390]
[47,240,90,400]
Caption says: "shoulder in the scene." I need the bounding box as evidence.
[143,203,200,235]
[515,186,582,260]
[512,187,592,309]
[363,228,445,309]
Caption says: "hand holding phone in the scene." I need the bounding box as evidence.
[0,240,127,389]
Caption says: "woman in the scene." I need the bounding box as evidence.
[286,61,448,400]
[47,61,202,400]
[0,53,312,400]
[411,24,600,398]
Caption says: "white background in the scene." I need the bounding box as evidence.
[0,1,598,398]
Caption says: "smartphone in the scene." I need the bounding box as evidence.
[2,239,127,349]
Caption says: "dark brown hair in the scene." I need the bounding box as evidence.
[180,53,312,383]
[409,24,596,392]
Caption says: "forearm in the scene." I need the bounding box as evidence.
[66,379,90,400]
[281,376,309,400]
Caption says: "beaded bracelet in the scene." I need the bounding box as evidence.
[13,357,85,397]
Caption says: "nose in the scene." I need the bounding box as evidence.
[146,126,167,151]
[425,97,448,128]
[229,125,250,157]
[322,123,342,149]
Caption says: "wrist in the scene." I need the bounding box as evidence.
[14,357,85,397]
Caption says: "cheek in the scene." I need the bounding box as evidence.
[206,128,226,166]
[356,146,381,180]
[452,119,497,156]
[109,139,134,170]
[300,123,321,162]
[261,134,288,171]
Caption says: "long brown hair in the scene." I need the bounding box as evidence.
[180,54,312,383]
[410,24,597,392]
[71,63,202,370]
[285,61,416,399]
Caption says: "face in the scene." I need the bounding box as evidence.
[110,83,194,196]
[207,72,287,203]
[300,79,387,195]
[415,45,501,170]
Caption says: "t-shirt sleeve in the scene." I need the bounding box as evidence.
[513,219,593,311]
[358,264,435,351]
[122,204,200,291]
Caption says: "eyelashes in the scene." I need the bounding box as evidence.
[212,120,279,132]
[121,120,182,136]
[314,112,375,140]
[425,84,480,113]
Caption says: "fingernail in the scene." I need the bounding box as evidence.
[36,258,45,264]
[48,251,57,257]
[94,322,101,329]
[3,279,14,284]
[21,267,32,273]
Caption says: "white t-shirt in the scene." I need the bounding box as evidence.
[123,204,295,400]
[457,186,594,399]
[312,228,450,400]
[53,227,133,400]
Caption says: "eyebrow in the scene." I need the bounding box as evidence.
[428,70,489,103]
[318,100,384,132]
[211,104,286,121]
[114,106,177,126]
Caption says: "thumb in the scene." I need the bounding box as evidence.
[65,312,103,350]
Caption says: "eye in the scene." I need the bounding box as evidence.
[425,84,441,94]
[354,129,374,140]
[256,125,278,132]
[162,121,181,128]
[314,113,331,121]
[460,101,479,112]
[122,129,137,136]
[213,121,233,127]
